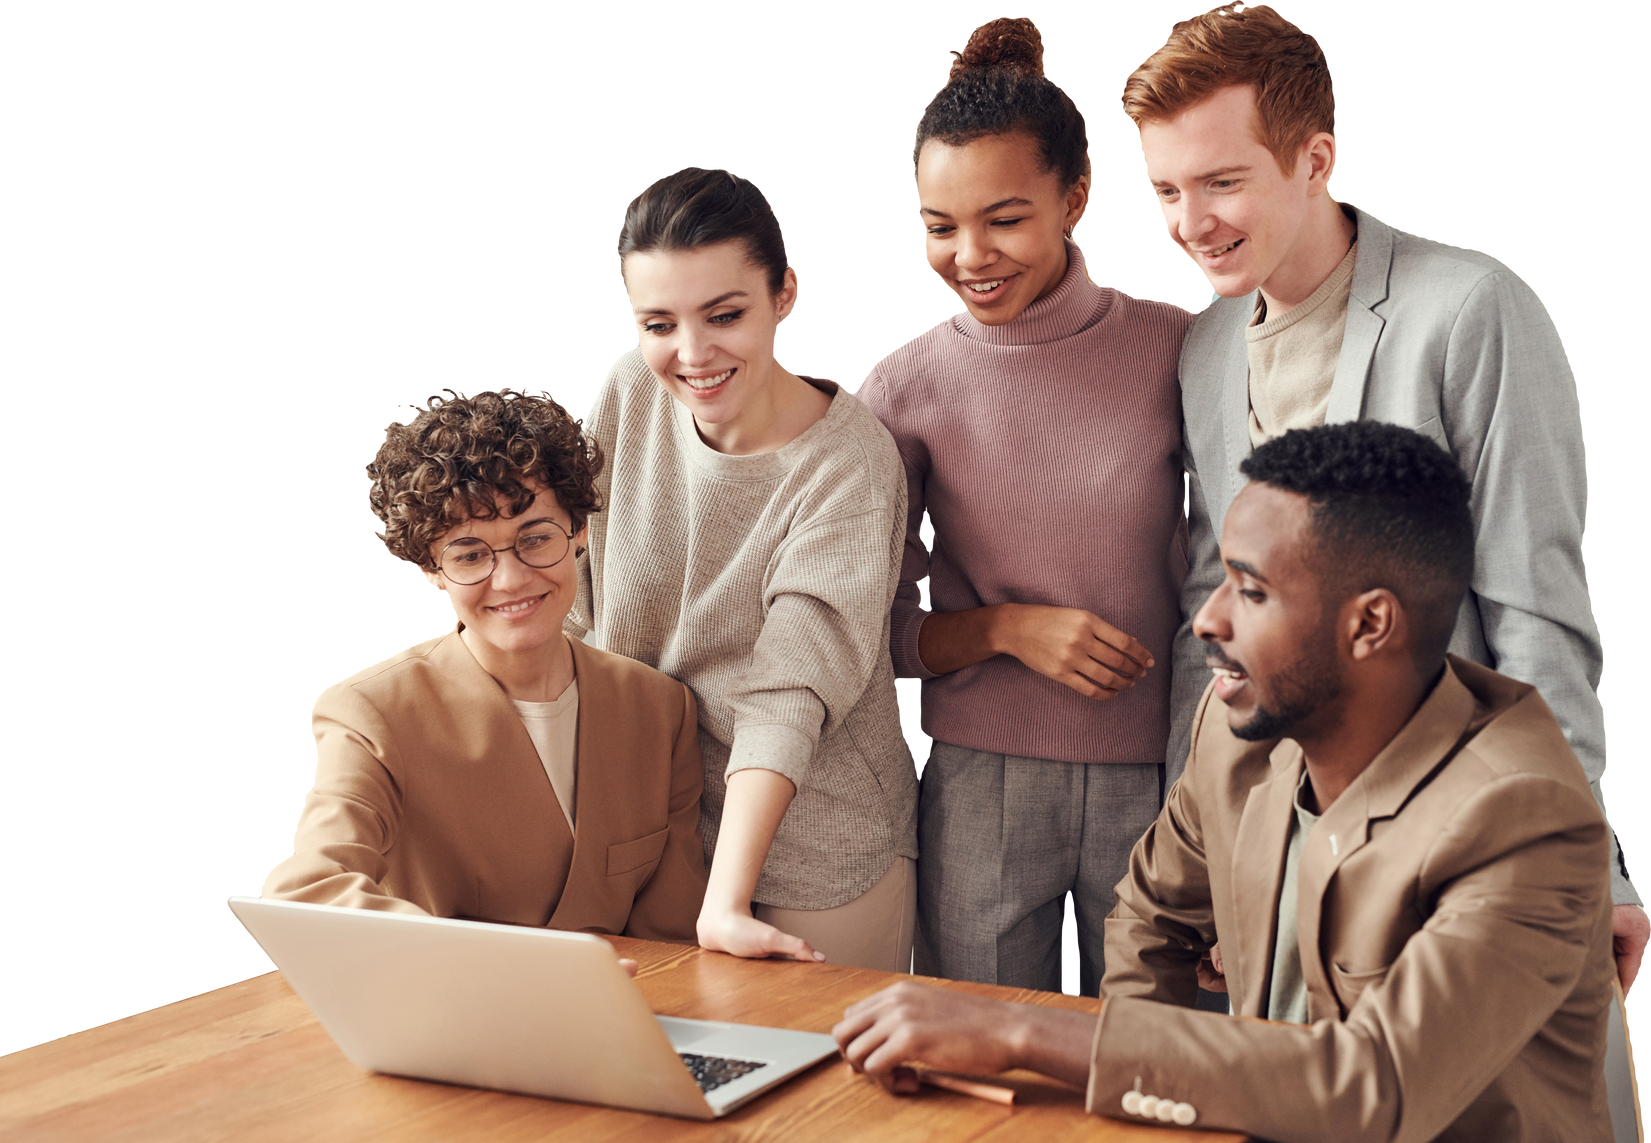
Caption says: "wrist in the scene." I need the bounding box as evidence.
[1002,1002,1039,1071]
[699,888,753,917]
[983,603,1019,658]
[695,899,752,944]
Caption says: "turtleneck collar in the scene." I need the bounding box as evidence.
[950,240,1113,347]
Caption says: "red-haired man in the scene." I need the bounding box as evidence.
[1120,2,1644,995]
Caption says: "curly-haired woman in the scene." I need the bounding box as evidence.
[263,391,707,942]
[858,18,1192,995]
[568,167,917,972]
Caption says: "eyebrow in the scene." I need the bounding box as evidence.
[1153,164,1252,188]
[449,515,562,541]
[920,196,1035,219]
[1225,558,1270,583]
[634,289,749,317]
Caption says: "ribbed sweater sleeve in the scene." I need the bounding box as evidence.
[858,367,938,681]
[725,507,900,787]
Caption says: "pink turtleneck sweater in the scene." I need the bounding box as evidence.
[858,244,1192,766]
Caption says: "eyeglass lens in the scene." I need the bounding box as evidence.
[439,525,570,585]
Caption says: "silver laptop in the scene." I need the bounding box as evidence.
[228,897,839,1119]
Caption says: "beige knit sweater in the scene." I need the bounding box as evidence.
[568,349,918,910]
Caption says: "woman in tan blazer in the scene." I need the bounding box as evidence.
[263,390,707,941]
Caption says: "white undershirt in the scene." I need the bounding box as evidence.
[511,679,578,829]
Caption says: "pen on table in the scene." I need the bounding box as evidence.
[912,1067,1017,1106]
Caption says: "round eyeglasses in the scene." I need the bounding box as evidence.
[436,521,575,586]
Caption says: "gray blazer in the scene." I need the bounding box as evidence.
[1172,205,1635,905]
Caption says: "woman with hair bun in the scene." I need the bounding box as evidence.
[859,18,1193,995]
[567,167,918,971]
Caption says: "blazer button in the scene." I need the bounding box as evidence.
[1138,1095,1161,1118]
[1172,1102,1197,1126]
[1121,1090,1143,1115]
[1155,1100,1177,1122]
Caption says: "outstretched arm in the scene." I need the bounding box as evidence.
[695,767,821,962]
[262,685,425,915]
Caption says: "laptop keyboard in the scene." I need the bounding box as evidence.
[680,1052,767,1093]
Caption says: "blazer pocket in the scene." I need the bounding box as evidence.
[1412,416,1450,452]
[1329,961,1391,1013]
[607,827,669,877]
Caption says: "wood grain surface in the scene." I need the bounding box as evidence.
[0,936,1245,1142]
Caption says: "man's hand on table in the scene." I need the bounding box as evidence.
[1615,905,1648,996]
[833,982,1096,1092]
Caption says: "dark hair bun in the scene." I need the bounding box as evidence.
[950,17,1045,82]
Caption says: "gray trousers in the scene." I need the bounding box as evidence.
[914,741,1163,997]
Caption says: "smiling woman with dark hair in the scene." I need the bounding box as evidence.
[263,390,707,943]
[859,17,1193,998]
[568,167,919,972]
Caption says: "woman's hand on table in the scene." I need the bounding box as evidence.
[697,905,824,962]
[697,769,814,960]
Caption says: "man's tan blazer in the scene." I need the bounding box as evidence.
[1091,657,1614,1142]
[263,631,707,942]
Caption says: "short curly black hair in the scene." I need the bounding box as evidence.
[367,390,604,570]
[915,18,1090,190]
[1241,422,1474,669]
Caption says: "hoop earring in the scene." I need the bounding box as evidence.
[575,546,586,558]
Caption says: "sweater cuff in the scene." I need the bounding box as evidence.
[890,602,939,680]
[725,722,817,789]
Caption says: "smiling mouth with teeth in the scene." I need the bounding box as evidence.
[682,368,734,390]
[1200,240,1242,257]
[492,595,543,614]
[963,278,1007,294]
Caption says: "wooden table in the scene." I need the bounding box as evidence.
[0,937,1246,1141]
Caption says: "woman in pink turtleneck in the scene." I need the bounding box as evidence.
[858,18,1192,997]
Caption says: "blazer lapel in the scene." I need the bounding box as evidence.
[1324,207,1393,426]
[433,628,576,919]
[1228,742,1304,1018]
[547,637,610,929]
[1295,665,1477,1016]
[1219,307,1254,518]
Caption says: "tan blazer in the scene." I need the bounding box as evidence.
[263,631,707,942]
[1091,657,1614,1142]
